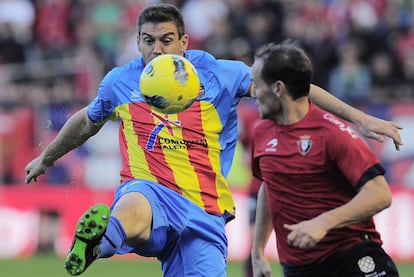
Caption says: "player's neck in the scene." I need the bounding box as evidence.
[275,97,310,125]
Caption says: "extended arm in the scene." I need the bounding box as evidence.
[251,183,273,277]
[284,175,392,249]
[25,107,104,183]
[309,84,403,150]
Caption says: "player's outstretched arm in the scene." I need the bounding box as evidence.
[25,107,103,183]
[309,85,403,150]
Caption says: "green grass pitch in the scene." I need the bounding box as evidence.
[1,255,413,276]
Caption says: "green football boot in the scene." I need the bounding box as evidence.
[64,204,110,276]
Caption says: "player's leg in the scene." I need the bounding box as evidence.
[161,210,228,276]
[65,188,153,275]
[163,233,228,277]
[120,180,229,276]
[64,204,111,275]
[109,192,152,247]
[342,241,399,277]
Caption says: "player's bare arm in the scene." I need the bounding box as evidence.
[251,183,273,277]
[25,107,104,183]
[309,84,403,150]
[284,175,392,249]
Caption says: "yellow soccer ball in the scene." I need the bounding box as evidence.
[140,54,200,114]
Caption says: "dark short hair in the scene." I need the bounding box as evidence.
[255,40,312,99]
[137,3,186,38]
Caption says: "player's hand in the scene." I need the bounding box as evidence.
[355,113,403,151]
[251,253,272,277]
[284,219,328,249]
[25,156,51,184]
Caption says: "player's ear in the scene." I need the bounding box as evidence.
[180,34,189,52]
[271,81,283,97]
[137,34,141,50]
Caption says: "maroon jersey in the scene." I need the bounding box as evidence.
[252,101,385,265]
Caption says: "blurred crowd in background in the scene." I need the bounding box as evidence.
[0,0,413,188]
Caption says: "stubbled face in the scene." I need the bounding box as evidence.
[251,58,281,119]
[137,22,188,64]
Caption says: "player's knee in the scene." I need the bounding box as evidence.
[112,192,152,243]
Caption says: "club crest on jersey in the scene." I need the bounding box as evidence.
[297,135,312,156]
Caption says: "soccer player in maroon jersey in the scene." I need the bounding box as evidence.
[250,40,399,277]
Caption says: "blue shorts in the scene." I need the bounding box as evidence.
[111,179,229,277]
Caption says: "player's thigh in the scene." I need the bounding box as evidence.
[163,212,228,277]
[163,236,227,277]
[341,242,399,277]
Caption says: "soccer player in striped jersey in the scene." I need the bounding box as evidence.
[250,41,399,277]
[25,4,402,277]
